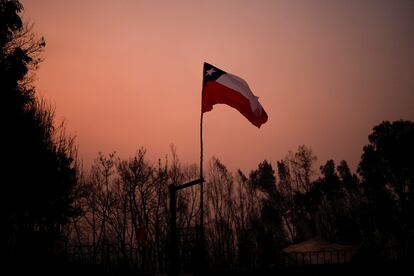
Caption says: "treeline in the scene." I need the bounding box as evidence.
[1,0,78,269]
[66,119,414,272]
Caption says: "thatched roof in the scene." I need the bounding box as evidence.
[283,238,358,253]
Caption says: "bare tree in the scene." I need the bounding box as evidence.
[285,145,317,193]
[206,158,237,269]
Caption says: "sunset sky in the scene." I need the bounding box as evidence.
[21,0,414,174]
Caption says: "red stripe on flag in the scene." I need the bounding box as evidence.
[202,81,268,128]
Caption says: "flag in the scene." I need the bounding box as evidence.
[202,62,268,128]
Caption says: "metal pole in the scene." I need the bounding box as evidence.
[198,97,206,275]
[200,64,205,240]
[169,184,178,276]
[197,65,206,274]
[200,112,204,241]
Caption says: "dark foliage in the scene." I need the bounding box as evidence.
[358,120,414,260]
[0,0,79,268]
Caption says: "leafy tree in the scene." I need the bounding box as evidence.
[309,160,360,243]
[250,160,277,197]
[249,160,286,267]
[1,0,79,265]
[358,120,414,260]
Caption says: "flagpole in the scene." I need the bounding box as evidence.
[199,110,204,246]
[200,112,204,227]
[199,72,205,273]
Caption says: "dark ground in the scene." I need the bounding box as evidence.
[6,261,410,276]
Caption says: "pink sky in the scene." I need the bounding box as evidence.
[21,0,414,174]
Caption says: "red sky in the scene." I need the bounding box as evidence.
[21,0,414,174]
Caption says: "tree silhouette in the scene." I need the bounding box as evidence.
[63,124,414,273]
[358,120,414,261]
[308,160,360,243]
[249,160,286,267]
[1,0,79,269]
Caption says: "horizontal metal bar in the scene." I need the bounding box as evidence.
[175,178,204,191]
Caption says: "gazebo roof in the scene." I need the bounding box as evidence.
[283,237,358,253]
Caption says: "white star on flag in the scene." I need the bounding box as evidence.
[206,68,216,76]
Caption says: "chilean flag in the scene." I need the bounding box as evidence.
[202,62,268,128]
